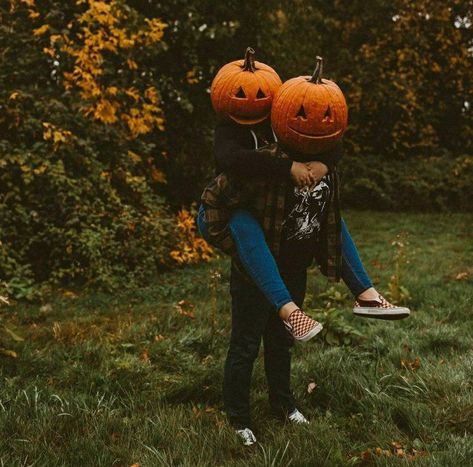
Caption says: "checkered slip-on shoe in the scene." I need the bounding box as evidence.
[353,294,410,320]
[283,309,323,342]
[236,428,257,446]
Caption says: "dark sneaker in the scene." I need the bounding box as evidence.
[353,294,410,320]
[288,408,309,424]
[284,309,323,342]
[236,428,257,446]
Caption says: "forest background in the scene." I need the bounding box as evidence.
[0,0,471,298]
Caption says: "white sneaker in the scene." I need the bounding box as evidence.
[236,428,257,446]
[353,294,410,320]
[288,408,309,424]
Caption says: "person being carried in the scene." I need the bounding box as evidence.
[197,49,410,445]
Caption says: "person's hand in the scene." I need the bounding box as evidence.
[304,161,329,185]
[290,161,316,188]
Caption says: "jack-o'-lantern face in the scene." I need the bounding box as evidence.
[211,48,282,125]
[271,57,348,154]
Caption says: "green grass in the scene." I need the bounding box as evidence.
[1,211,472,466]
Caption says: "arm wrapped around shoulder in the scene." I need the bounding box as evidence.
[214,124,292,180]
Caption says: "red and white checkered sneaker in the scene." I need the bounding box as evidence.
[283,309,323,342]
[353,294,410,320]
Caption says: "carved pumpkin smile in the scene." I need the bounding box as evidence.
[211,48,282,125]
[288,127,343,139]
[271,56,348,155]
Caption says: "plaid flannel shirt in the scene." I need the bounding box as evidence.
[201,130,342,282]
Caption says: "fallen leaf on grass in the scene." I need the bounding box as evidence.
[154,334,166,341]
[40,303,53,313]
[0,348,18,358]
[0,295,9,306]
[391,441,404,457]
[307,382,317,394]
[400,357,421,371]
[370,259,384,270]
[358,441,427,462]
[62,290,78,299]
[141,349,150,363]
[202,354,214,365]
[192,405,216,418]
[455,272,469,280]
[175,300,195,318]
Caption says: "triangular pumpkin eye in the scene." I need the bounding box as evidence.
[235,86,246,98]
[324,106,332,119]
[256,88,266,99]
[296,105,307,119]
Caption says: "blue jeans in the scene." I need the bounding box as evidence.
[197,204,373,311]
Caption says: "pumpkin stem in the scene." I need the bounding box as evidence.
[242,47,257,72]
[308,56,323,84]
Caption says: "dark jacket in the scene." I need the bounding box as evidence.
[201,119,343,281]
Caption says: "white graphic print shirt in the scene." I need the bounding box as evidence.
[282,175,331,242]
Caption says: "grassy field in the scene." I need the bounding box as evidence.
[1,211,472,466]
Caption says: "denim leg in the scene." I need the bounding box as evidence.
[198,205,292,311]
[341,218,374,297]
[228,209,292,311]
[263,269,307,416]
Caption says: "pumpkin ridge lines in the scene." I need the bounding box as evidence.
[211,64,237,112]
[271,63,347,154]
[271,79,304,141]
[274,78,311,144]
[254,70,272,102]
[285,82,310,145]
[211,50,282,125]
[214,70,234,114]
[272,78,303,109]
[289,83,312,145]
[227,71,248,117]
[260,69,281,92]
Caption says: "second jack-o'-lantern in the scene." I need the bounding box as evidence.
[211,47,282,125]
[271,56,348,155]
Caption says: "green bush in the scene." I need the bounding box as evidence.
[0,1,177,298]
[0,137,177,297]
[340,154,473,211]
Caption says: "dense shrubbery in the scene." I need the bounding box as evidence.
[0,0,471,298]
[340,154,473,211]
[0,1,184,297]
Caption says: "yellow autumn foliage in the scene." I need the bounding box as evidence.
[56,0,167,139]
[171,209,213,265]
[42,122,73,150]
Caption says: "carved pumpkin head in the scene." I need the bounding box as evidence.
[211,47,282,125]
[271,57,348,155]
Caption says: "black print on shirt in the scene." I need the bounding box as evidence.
[282,177,331,241]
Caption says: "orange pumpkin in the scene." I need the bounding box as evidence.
[211,47,282,125]
[271,56,348,155]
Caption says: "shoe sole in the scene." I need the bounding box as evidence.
[296,323,324,342]
[353,308,410,320]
